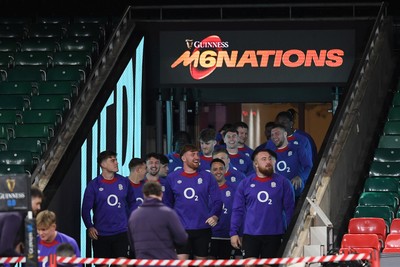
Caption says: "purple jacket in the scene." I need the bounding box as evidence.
[128,198,188,259]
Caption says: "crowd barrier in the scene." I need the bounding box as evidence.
[0,253,370,266]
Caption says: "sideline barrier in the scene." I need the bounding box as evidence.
[0,253,370,266]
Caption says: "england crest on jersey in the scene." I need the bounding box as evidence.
[288,151,293,157]
[239,159,244,164]
[99,187,104,191]
[226,190,231,197]
[271,182,276,188]
[118,184,124,190]
[250,184,255,188]
[231,176,236,183]
[198,178,203,184]
[177,180,182,184]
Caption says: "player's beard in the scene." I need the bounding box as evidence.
[259,164,274,177]
[187,160,199,171]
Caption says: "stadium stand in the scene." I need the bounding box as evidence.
[0,15,105,174]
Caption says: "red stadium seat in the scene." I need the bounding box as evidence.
[383,234,400,253]
[348,217,387,245]
[390,218,400,234]
[340,234,380,267]
[341,233,381,251]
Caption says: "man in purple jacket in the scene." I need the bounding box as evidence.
[128,181,187,259]
[230,149,295,260]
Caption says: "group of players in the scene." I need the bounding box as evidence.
[81,108,317,264]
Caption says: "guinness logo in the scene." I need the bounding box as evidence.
[185,39,193,49]
[6,178,15,192]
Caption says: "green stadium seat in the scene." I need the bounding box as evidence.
[0,95,27,110]
[0,38,20,52]
[0,81,33,95]
[0,150,35,168]
[14,51,52,67]
[53,51,92,68]
[354,205,393,228]
[46,65,85,83]
[0,24,27,39]
[56,37,99,54]
[11,124,51,139]
[384,121,400,135]
[66,23,105,45]
[388,107,400,121]
[393,91,400,107]
[27,24,65,39]
[0,110,19,124]
[36,17,70,25]
[6,66,46,82]
[21,110,62,125]
[0,51,13,67]
[364,177,399,194]
[378,136,400,148]
[33,81,78,97]
[0,17,31,24]
[0,125,11,149]
[373,148,400,162]
[73,16,108,25]
[358,192,398,213]
[30,95,71,111]
[6,138,45,155]
[0,164,30,175]
[20,38,57,52]
[369,162,400,177]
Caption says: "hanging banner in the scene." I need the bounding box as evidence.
[160,30,355,85]
[0,174,30,212]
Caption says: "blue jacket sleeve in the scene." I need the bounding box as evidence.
[126,179,137,214]
[163,176,174,208]
[230,180,246,236]
[208,174,222,218]
[297,145,313,183]
[81,182,95,229]
[283,178,295,227]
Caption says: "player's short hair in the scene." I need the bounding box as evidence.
[145,152,161,161]
[213,147,229,157]
[159,154,169,165]
[276,109,297,122]
[234,121,249,130]
[199,128,217,142]
[56,243,76,257]
[97,150,117,165]
[179,144,199,158]
[31,186,43,199]
[142,181,163,197]
[210,158,225,168]
[128,158,146,171]
[223,127,239,137]
[36,210,56,228]
[271,123,286,132]
[251,148,277,162]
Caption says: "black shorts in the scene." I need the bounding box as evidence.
[92,232,130,259]
[209,238,235,259]
[242,234,282,259]
[176,228,211,257]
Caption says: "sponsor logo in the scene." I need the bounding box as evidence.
[171,35,345,80]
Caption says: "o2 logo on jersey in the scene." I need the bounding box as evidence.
[222,203,228,214]
[277,160,291,173]
[184,187,199,201]
[257,191,272,205]
[107,194,122,208]
[136,197,144,205]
